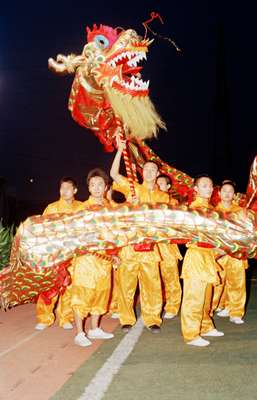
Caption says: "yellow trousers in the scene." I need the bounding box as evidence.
[218,286,227,310]
[181,246,219,342]
[71,254,112,319]
[158,243,182,315]
[160,260,181,315]
[117,260,162,327]
[36,284,73,327]
[109,269,119,314]
[212,256,247,318]
[181,279,214,341]
[71,286,111,319]
[211,268,226,316]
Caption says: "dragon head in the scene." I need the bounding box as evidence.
[49,24,166,144]
[84,25,151,96]
[81,24,165,139]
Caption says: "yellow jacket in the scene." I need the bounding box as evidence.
[43,198,83,215]
[216,201,248,269]
[113,176,169,262]
[181,197,219,283]
[113,176,169,204]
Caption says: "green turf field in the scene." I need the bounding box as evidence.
[51,266,257,400]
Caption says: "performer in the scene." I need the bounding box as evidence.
[156,175,172,193]
[71,169,115,347]
[156,175,183,319]
[108,265,120,319]
[110,139,169,333]
[35,177,82,330]
[106,188,126,320]
[214,180,248,324]
[181,175,224,347]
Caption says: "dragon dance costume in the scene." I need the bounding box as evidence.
[212,202,248,319]
[181,197,219,342]
[158,197,182,317]
[71,197,113,319]
[113,176,168,327]
[158,242,182,316]
[36,198,82,327]
[107,198,123,316]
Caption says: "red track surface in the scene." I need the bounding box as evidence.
[0,304,119,400]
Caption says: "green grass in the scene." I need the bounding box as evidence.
[51,272,257,400]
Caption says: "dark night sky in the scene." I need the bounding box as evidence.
[1,1,257,213]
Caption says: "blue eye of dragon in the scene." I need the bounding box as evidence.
[94,35,110,49]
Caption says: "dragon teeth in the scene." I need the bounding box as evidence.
[114,77,149,91]
[126,51,146,67]
[128,59,136,66]
[108,50,146,68]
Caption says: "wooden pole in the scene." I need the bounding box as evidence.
[115,117,137,202]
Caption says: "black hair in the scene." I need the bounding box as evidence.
[157,174,172,186]
[194,174,213,186]
[220,179,236,190]
[143,160,159,169]
[111,190,126,204]
[59,176,78,189]
[87,168,109,186]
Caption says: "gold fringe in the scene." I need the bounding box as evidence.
[105,87,166,139]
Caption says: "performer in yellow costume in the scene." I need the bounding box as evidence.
[213,180,248,324]
[106,188,126,319]
[156,175,182,319]
[71,169,115,347]
[110,140,169,333]
[35,177,82,330]
[181,175,224,347]
[108,265,120,318]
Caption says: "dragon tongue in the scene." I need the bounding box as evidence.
[122,65,142,75]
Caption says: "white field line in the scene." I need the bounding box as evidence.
[0,331,41,358]
[78,318,144,400]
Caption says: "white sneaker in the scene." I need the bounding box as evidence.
[202,329,224,337]
[216,309,229,317]
[87,328,114,339]
[62,322,73,330]
[187,337,210,347]
[230,317,244,324]
[163,312,176,319]
[111,313,120,319]
[35,323,48,331]
[74,333,92,347]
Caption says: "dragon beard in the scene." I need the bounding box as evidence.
[105,86,166,139]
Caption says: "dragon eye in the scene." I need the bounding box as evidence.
[94,35,109,49]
